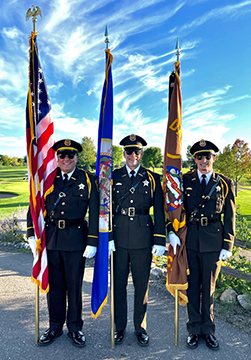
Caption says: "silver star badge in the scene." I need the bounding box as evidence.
[78,183,85,190]
[143,180,149,187]
[216,185,221,192]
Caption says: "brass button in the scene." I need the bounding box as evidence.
[61,211,64,215]
[78,226,80,229]
[62,202,65,205]
[130,218,133,221]
[130,200,133,203]
[202,205,205,208]
[80,194,83,197]
[202,195,205,198]
[201,214,204,217]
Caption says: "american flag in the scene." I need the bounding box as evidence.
[26,32,57,293]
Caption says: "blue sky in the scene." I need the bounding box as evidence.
[0,0,251,159]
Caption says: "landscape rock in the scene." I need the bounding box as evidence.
[220,288,237,303]
[150,267,163,279]
[237,295,251,310]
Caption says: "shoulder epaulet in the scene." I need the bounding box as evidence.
[80,168,96,177]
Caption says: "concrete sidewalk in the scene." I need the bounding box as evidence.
[0,248,250,360]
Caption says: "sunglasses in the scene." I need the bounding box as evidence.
[195,154,212,160]
[125,149,142,156]
[58,153,76,159]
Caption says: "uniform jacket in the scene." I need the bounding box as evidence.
[183,170,235,253]
[112,165,166,249]
[27,167,99,251]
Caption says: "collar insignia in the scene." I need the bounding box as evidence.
[143,180,149,187]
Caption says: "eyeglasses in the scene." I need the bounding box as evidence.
[125,149,142,156]
[195,154,212,160]
[58,153,76,159]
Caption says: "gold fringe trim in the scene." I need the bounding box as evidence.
[31,276,49,294]
[91,294,108,319]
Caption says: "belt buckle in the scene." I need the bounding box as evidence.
[58,220,65,229]
[128,207,135,217]
[201,217,208,226]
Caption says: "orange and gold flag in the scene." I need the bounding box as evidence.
[163,60,189,306]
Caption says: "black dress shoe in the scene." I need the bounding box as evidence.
[114,330,125,345]
[136,332,149,347]
[204,334,219,350]
[68,331,86,347]
[38,328,63,346]
[186,334,200,349]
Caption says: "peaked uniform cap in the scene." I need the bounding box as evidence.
[119,134,147,149]
[190,139,219,156]
[53,139,83,153]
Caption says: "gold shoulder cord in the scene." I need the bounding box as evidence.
[85,172,91,199]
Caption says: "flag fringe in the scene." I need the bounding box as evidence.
[91,294,108,319]
[31,276,49,294]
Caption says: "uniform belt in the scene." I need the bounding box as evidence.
[50,216,85,229]
[189,216,221,227]
[119,207,149,217]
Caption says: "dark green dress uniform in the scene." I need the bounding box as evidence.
[27,166,99,333]
[112,165,166,334]
[183,169,235,335]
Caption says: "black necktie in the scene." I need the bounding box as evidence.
[201,174,206,190]
[130,170,135,184]
[63,173,68,187]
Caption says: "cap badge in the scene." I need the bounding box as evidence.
[130,134,136,141]
[64,139,71,146]
[200,140,206,147]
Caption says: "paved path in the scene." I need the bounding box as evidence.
[0,248,250,360]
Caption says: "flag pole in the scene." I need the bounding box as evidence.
[26,5,42,344]
[174,38,180,346]
[105,25,115,349]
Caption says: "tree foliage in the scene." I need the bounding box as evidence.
[141,147,163,171]
[78,136,96,171]
[113,145,123,169]
[0,155,12,166]
[214,139,251,196]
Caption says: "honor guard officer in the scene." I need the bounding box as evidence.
[111,134,166,347]
[171,139,235,350]
[27,139,99,348]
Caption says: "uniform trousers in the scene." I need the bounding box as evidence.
[47,249,85,333]
[114,247,152,334]
[186,249,221,335]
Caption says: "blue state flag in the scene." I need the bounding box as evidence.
[91,49,113,318]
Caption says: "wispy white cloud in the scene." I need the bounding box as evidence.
[175,0,251,33]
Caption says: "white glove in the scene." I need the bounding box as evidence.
[28,236,37,258]
[152,245,165,257]
[83,245,97,258]
[219,249,232,260]
[108,240,116,255]
[169,232,181,255]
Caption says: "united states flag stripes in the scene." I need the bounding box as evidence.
[26,32,57,293]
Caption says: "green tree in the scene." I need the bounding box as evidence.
[78,136,96,171]
[141,147,163,171]
[11,157,19,166]
[214,139,251,196]
[113,145,123,169]
[0,154,12,166]
[185,145,196,169]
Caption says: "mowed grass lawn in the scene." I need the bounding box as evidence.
[0,166,250,223]
[0,166,29,216]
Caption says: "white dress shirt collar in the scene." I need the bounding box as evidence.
[61,168,76,180]
[197,169,213,184]
[126,164,140,177]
